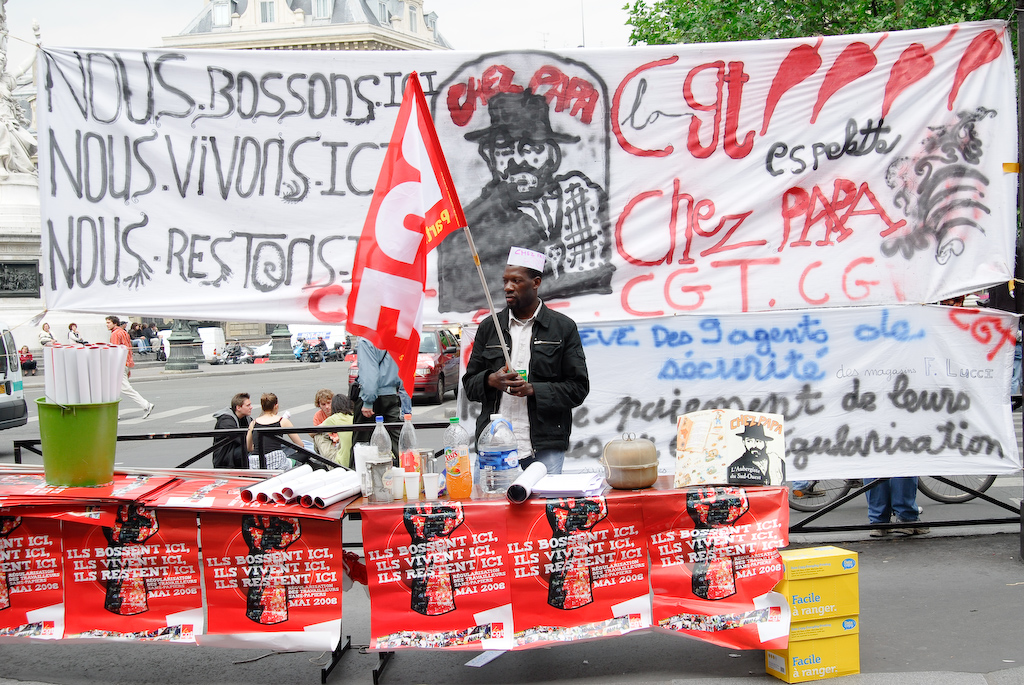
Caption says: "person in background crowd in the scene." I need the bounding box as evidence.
[18,345,35,375]
[38,322,54,346]
[463,247,591,475]
[211,393,253,468]
[862,295,972,532]
[106,315,154,419]
[866,478,929,537]
[129,322,151,354]
[67,322,86,344]
[245,393,304,467]
[312,388,333,426]
[351,338,403,461]
[314,394,355,467]
[144,323,161,352]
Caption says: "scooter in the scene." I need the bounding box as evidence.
[323,342,345,362]
[215,341,255,365]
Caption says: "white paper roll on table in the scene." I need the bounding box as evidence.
[506,462,548,504]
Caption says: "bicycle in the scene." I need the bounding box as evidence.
[788,474,997,512]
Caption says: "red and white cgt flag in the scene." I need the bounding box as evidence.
[346,72,467,395]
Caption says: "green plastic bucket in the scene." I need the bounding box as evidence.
[36,398,119,487]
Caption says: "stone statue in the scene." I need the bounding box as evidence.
[0,0,36,179]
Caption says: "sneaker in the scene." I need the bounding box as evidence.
[869,527,890,538]
[893,518,929,536]
[142,403,155,419]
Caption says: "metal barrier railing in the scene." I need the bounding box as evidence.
[12,420,452,470]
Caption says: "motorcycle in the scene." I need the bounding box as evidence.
[214,341,255,365]
[323,342,345,362]
[294,340,328,362]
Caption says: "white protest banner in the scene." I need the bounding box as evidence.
[458,304,1020,480]
[38,21,1015,323]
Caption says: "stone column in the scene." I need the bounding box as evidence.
[163,319,198,372]
[269,324,293,362]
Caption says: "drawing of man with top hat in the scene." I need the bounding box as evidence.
[727,423,786,486]
[437,88,614,313]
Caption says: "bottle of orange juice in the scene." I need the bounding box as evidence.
[443,417,473,498]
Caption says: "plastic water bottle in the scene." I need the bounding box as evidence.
[476,414,522,494]
[443,417,473,499]
[370,415,394,464]
[398,413,419,472]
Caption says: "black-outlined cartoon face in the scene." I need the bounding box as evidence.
[434,54,615,314]
[466,90,578,203]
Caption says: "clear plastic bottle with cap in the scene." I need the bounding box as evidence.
[476,414,522,494]
[442,416,473,499]
[398,413,419,472]
[369,415,394,463]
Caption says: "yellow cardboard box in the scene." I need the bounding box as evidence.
[788,615,859,642]
[765,633,860,682]
[779,547,858,580]
[776,547,859,622]
[776,573,859,622]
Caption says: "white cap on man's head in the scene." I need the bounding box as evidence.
[507,246,545,272]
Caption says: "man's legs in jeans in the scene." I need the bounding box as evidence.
[526,449,565,475]
[889,476,920,523]
[864,478,892,524]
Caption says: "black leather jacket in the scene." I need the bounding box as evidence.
[463,304,589,452]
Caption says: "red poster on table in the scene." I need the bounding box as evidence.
[62,507,203,642]
[642,486,790,650]
[148,476,351,520]
[505,495,650,648]
[0,514,64,640]
[362,500,514,651]
[199,512,345,651]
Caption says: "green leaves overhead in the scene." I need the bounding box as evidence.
[625,0,1016,46]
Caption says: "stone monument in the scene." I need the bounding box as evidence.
[0,0,42,354]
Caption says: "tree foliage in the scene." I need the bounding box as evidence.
[625,0,1017,46]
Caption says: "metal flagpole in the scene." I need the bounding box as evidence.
[461,225,514,371]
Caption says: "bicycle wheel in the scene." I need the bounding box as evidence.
[788,480,853,512]
[917,475,997,503]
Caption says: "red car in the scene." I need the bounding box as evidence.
[347,328,461,404]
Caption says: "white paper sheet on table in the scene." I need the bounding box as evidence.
[530,473,605,498]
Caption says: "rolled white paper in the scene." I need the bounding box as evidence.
[240,463,314,503]
[84,346,105,403]
[296,469,359,506]
[49,345,69,405]
[314,481,364,508]
[99,345,118,403]
[114,345,129,399]
[280,470,333,500]
[302,471,361,508]
[74,347,92,404]
[43,345,55,405]
[251,463,314,503]
[506,462,548,504]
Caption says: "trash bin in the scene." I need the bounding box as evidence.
[36,398,119,487]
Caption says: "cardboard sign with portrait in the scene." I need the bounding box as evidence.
[674,410,786,488]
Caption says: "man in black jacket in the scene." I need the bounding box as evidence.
[463,247,590,474]
[212,393,253,468]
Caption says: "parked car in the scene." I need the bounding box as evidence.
[347,328,460,404]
